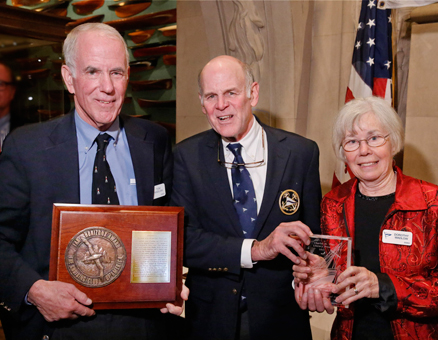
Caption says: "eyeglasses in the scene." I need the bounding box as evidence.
[217,130,266,169]
[342,134,390,152]
[0,80,13,91]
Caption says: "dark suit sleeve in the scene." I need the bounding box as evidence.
[171,144,243,275]
[301,141,322,234]
[0,134,42,314]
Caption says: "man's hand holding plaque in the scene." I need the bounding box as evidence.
[28,280,95,322]
[160,284,189,316]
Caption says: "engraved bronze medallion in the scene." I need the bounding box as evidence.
[65,227,127,288]
[279,189,300,215]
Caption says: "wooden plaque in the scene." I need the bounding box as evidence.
[49,204,184,310]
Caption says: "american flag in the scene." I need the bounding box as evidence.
[332,0,393,187]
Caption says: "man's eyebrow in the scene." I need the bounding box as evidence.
[83,66,126,73]
[203,87,239,96]
[226,87,239,92]
[84,66,99,72]
[111,67,126,73]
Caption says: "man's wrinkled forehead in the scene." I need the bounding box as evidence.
[76,33,128,68]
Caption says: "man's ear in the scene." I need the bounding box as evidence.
[250,82,259,107]
[199,93,207,115]
[61,65,75,94]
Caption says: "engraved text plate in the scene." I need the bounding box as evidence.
[131,231,171,283]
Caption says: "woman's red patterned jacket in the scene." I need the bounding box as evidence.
[321,166,438,340]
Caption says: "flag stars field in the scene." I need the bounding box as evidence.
[367,18,376,28]
[367,38,376,46]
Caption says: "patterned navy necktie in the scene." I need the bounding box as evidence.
[228,143,257,238]
[92,133,119,205]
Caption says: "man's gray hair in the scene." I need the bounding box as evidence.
[63,23,129,77]
[332,96,405,162]
[198,59,255,105]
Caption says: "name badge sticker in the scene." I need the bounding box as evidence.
[154,183,166,199]
[382,229,412,246]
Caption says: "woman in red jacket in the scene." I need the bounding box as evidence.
[294,96,438,340]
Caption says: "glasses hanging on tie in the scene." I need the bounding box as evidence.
[217,129,266,169]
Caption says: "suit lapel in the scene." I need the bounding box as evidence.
[122,115,154,205]
[203,131,244,237]
[253,126,290,238]
[46,112,80,203]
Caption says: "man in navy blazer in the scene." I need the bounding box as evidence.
[171,55,322,340]
[0,23,185,340]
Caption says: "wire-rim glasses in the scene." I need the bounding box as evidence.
[342,134,390,152]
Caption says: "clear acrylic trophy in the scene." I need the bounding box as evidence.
[302,234,352,306]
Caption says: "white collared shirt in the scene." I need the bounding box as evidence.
[221,116,268,268]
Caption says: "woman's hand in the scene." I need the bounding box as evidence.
[332,266,379,306]
[293,252,329,284]
[295,281,335,314]
[293,252,335,314]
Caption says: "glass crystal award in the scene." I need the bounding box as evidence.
[303,234,352,306]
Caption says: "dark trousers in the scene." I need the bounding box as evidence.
[51,310,184,340]
[237,309,250,340]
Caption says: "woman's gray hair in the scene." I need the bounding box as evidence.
[198,59,255,104]
[63,23,129,77]
[332,96,405,162]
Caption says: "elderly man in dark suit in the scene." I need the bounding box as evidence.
[171,55,322,340]
[0,23,186,340]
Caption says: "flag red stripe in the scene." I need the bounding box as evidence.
[345,87,355,103]
[372,78,387,97]
[332,172,342,189]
